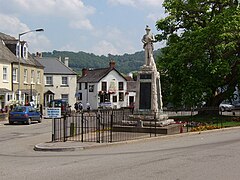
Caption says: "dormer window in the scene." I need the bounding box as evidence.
[23,43,28,59]
[16,41,20,58]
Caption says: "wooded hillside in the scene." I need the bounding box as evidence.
[42,49,162,75]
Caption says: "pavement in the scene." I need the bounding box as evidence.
[34,141,111,151]
[34,126,240,152]
[2,115,240,152]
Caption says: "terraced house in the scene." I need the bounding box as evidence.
[0,32,44,110]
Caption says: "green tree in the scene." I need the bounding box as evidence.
[156,0,240,111]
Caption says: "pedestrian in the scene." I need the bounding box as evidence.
[30,99,35,108]
[74,102,79,112]
[86,102,91,111]
[78,102,83,111]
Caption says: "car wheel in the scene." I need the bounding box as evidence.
[27,118,31,125]
[38,117,42,123]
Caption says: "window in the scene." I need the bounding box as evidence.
[119,92,124,101]
[37,71,41,84]
[7,94,12,101]
[118,82,124,90]
[77,93,82,101]
[31,70,34,83]
[102,82,107,91]
[61,94,69,103]
[46,76,53,85]
[13,68,17,82]
[3,67,7,81]
[85,82,88,89]
[44,94,54,107]
[24,69,28,83]
[78,83,82,90]
[113,96,117,102]
[62,76,68,86]
[89,85,94,92]
[23,43,28,59]
[16,42,20,58]
[100,92,110,103]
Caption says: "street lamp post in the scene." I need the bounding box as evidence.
[18,28,44,104]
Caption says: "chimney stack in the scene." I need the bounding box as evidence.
[109,60,116,69]
[36,52,42,58]
[64,57,69,67]
[82,68,88,77]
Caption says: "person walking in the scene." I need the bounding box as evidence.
[86,102,91,111]
[78,102,83,112]
[74,102,79,112]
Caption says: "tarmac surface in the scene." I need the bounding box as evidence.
[34,126,240,152]
[2,114,240,152]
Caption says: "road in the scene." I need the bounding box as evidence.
[0,119,240,180]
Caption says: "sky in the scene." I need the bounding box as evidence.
[0,0,166,56]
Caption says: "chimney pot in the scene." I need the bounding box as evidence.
[109,60,116,69]
[64,57,69,67]
[82,68,88,77]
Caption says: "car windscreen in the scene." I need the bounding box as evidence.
[49,101,62,107]
[12,107,26,112]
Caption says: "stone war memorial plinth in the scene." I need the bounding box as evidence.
[134,25,165,119]
[126,25,180,134]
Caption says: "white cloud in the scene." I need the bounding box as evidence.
[69,19,93,30]
[107,0,136,7]
[0,13,51,53]
[107,0,164,8]
[0,14,29,37]
[139,0,164,7]
[59,43,80,53]
[92,40,119,55]
[1,0,95,30]
[90,26,136,55]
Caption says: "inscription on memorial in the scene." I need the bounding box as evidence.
[139,82,151,109]
[140,74,152,79]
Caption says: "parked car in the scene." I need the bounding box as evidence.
[219,103,234,112]
[9,106,42,125]
[233,103,240,110]
[49,99,71,116]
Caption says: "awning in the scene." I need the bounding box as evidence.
[0,88,12,95]
[15,89,38,96]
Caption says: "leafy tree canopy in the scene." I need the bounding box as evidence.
[156,0,240,109]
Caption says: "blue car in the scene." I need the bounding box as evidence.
[9,106,42,125]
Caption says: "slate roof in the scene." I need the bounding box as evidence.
[0,32,16,41]
[36,57,77,75]
[78,67,127,83]
[0,32,44,68]
[0,39,19,63]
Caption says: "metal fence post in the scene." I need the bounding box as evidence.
[63,115,66,142]
[52,118,55,142]
[110,111,113,142]
[81,112,84,142]
[97,113,100,143]
[154,112,157,137]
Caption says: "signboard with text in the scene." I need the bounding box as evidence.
[46,108,61,118]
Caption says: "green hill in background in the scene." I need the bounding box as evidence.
[42,49,162,75]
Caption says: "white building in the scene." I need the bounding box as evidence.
[77,61,136,110]
[36,56,77,110]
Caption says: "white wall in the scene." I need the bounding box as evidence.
[0,62,13,109]
[45,74,77,110]
[78,70,129,110]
